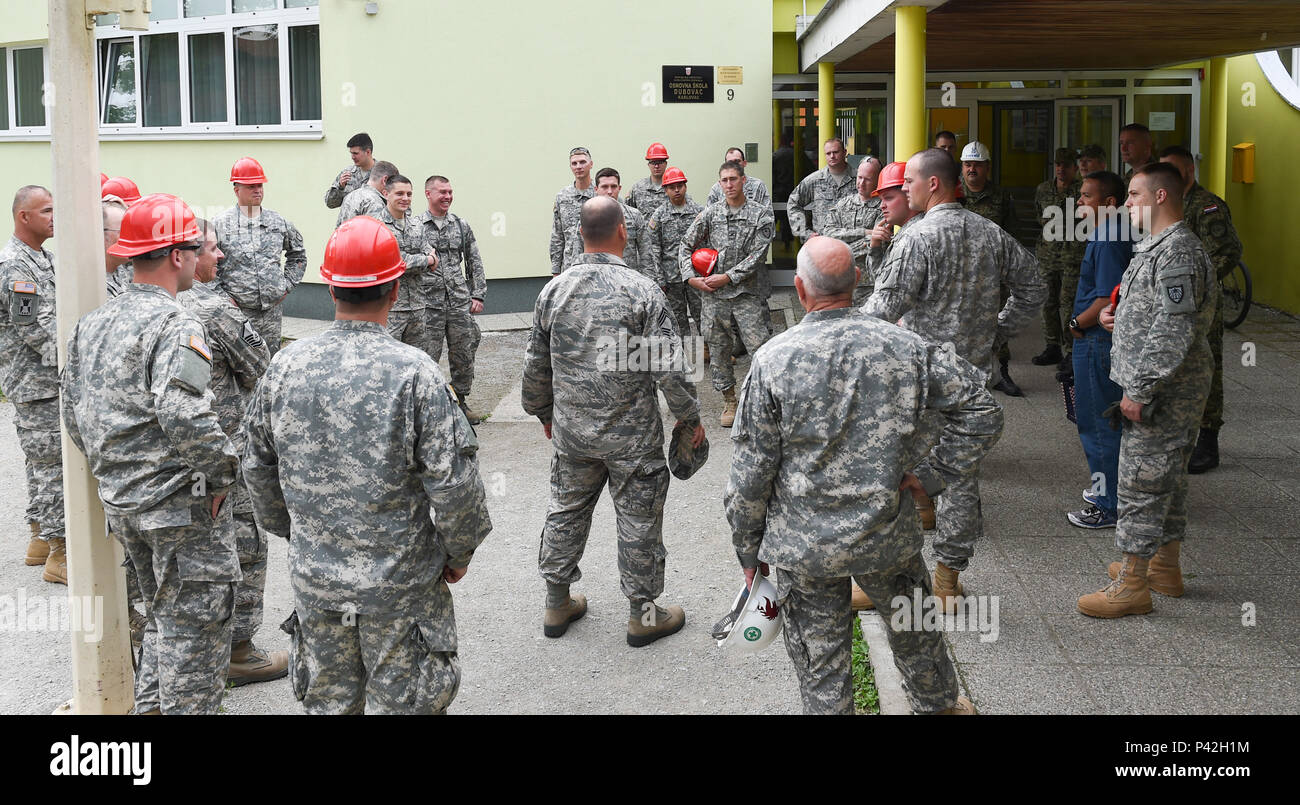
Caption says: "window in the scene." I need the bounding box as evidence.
[1255,49,1300,112]
[0,49,7,130]
[83,0,320,137]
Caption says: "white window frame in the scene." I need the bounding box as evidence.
[1,44,52,139]
[1257,49,1300,112]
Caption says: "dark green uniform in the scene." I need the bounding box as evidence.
[1182,182,1243,433]
[1033,176,1087,357]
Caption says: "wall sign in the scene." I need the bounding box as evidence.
[662,66,714,103]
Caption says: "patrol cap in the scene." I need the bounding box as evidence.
[1054,147,1077,165]
[960,141,991,163]
[668,419,709,480]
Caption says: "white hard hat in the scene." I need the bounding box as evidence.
[960,141,991,162]
[713,573,783,652]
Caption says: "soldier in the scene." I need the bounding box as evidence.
[1078,162,1218,618]
[706,147,772,208]
[523,196,702,647]
[369,174,432,353]
[823,156,884,305]
[1030,147,1087,372]
[726,236,996,715]
[934,130,959,159]
[418,175,487,424]
[562,168,655,283]
[177,219,286,686]
[63,194,240,714]
[336,160,398,228]
[680,161,775,428]
[864,149,1046,611]
[1159,145,1243,474]
[243,216,492,714]
[960,140,1024,397]
[324,132,376,210]
[786,138,855,241]
[0,185,65,583]
[212,157,307,357]
[860,161,922,306]
[550,147,596,276]
[1119,123,1156,187]
[625,142,671,219]
[102,197,133,299]
[1078,144,1108,175]
[648,166,704,340]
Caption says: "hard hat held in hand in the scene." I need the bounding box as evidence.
[691,248,718,277]
[107,194,199,258]
[713,573,783,652]
[872,161,908,197]
[319,215,406,287]
[230,157,268,184]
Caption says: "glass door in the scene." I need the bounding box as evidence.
[1056,97,1120,175]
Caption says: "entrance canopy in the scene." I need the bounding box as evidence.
[800,0,1300,72]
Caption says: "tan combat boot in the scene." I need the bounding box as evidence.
[543,593,588,638]
[459,400,485,426]
[932,695,977,715]
[851,581,875,611]
[933,562,964,615]
[627,603,686,647]
[227,640,289,687]
[25,522,48,566]
[42,538,67,585]
[1078,554,1153,618]
[1107,541,1184,597]
[720,387,738,428]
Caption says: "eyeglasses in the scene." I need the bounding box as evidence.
[647,159,667,166]
[569,147,591,157]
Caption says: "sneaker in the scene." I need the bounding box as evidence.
[1068,505,1117,529]
[1082,489,1100,506]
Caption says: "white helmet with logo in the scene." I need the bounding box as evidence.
[712,573,783,652]
[959,141,991,162]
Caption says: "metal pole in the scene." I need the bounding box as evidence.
[48,0,133,715]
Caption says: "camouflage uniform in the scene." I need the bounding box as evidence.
[678,200,775,391]
[864,202,1045,572]
[105,261,133,299]
[625,177,668,220]
[243,320,491,714]
[823,194,884,305]
[178,280,271,643]
[417,210,486,399]
[786,168,855,241]
[648,195,705,338]
[370,207,429,353]
[335,184,386,229]
[862,213,923,306]
[560,200,656,284]
[1033,176,1087,354]
[706,176,772,208]
[1182,183,1242,432]
[1111,222,1218,558]
[726,308,1002,714]
[0,236,63,545]
[212,207,307,357]
[962,179,1019,367]
[62,283,240,715]
[324,164,371,210]
[549,183,596,275]
[522,252,700,606]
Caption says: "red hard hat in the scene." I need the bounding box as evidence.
[319,215,406,288]
[101,176,142,206]
[645,142,669,161]
[691,248,719,276]
[107,194,200,258]
[100,173,109,188]
[230,157,268,184]
[872,161,908,197]
[662,167,687,186]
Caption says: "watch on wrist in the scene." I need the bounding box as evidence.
[1069,317,1080,330]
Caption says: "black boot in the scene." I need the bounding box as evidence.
[992,361,1024,397]
[1187,428,1219,474]
[1031,344,1063,366]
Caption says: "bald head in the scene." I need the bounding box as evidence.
[796,236,856,304]
[579,195,626,253]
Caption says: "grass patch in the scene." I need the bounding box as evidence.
[852,616,880,714]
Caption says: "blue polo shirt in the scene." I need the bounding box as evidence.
[1073,214,1134,333]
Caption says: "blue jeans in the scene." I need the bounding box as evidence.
[1072,331,1123,515]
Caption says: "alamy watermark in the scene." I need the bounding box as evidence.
[0,587,104,643]
[888,590,1000,643]
[595,330,707,383]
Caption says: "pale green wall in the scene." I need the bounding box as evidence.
[1225,55,1300,314]
[0,0,773,303]
[2,1,47,44]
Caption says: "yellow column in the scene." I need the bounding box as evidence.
[894,5,927,161]
[818,61,835,169]
[1206,57,1228,197]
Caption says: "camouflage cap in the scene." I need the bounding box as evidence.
[668,420,709,480]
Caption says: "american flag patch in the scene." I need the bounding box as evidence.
[1202,204,1219,214]
[11,280,35,293]
[186,335,212,361]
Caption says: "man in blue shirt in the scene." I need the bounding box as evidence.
[1066,171,1133,528]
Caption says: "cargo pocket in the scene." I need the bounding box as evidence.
[412,621,461,715]
[280,611,309,703]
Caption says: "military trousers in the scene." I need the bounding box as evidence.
[1201,301,1225,431]
[232,510,267,644]
[776,552,960,715]
[109,494,239,714]
[664,281,694,338]
[242,305,284,357]
[386,308,430,356]
[424,302,481,399]
[1039,265,1064,348]
[995,284,1012,365]
[701,292,770,392]
[1059,264,1081,360]
[931,464,985,573]
[282,607,461,715]
[1115,420,1198,559]
[538,449,670,604]
[13,397,64,541]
